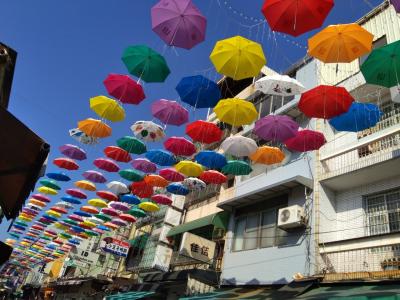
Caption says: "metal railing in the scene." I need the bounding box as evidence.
[357,107,400,139]
[185,184,221,208]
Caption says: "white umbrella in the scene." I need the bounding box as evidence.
[183,177,207,191]
[130,121,165,142]
[255,74,305,96]
[54,201,74,209]
[69,128,99,145]
[221,136,258,157]
[106,181,129,194]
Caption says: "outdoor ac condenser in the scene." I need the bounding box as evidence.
[278,205,305,230]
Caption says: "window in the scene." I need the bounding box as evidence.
[359,35,387,66]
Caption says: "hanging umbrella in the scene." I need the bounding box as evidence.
[39,179,61,190]
[144,174,169,188]
[122,45,170,83]
[78,118,112,138]
[80,206,99,215]
[164,137,196,156]
[94,213,112,222]
[109,201,130,211]
[28,199,46,208]
[166,183,190,195]
[60,195,82,206]
[214,98,258,126]
[37,186,58,195]
[83,170,107,183]
[254,115,299,142]
[69,128,99,145]
[262,0,334,37]
[46,172,71,182]
[145,149,176,166]
[54,201,74,210]
[255,74,305,96]
[50,206,68,214]
[131,181,154,198]
[329,102,382,132]
[131,121,165,142]
[186,120,223,144]
[285,129,326,152]
[111,218,128,227]
[106,181,129,194]
[222,160,253,176]
[127,207,147,218]
[195,151,227,169]
[175,161,203,177]
[101,207,120,217]
[221,136,257,157]
[199,170,227,184]
[151,99,189,126]
[117,136,147,154]
[361,40,400,88]
[119,214,136,223]
[210,36,266,80]
[104,146,132,163]
[249,146,285,165]
[391,0,400,13]
[90,96,125,122]
[103,73,146,105]
[88,199,108,208]
[46,210,61,218]
[151,194,173,206]
[65,189,87,199]
[96,190,118,202]
[74,180,96,191]
[159,168,185,182]
[59,144,87,161]
[176,75,221,108]
[299,85,354,119]
[131,158,157,173]
[94,158,120,172]
[53,157,79,170]
[139,201,160,212]
[120,194,141,205]
[119,169,145,182]
[103,222,120,230]
[183,177,206,191]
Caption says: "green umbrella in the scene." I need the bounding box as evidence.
[94,213,112,222]
[64,219,78,226]
[15,221,29,227]
[40,235,52,241]
[59,233,72,240]
[361,40,400,88]
[127,207,147,218]
[117,136,147,154]
[122,45,170,83]
[39,179,61,190]
[119,169,145,182]
[222,160,253,176]
[84,230,99,237]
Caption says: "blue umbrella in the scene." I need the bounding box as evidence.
[195,151,227,169]
[61,196,82,205]
[13,225,26,231]
[71,225,85,233]
[74,211,91,218]
[24,236,36,242]
[166,183,190,195]
[120,194,141,205]
[329,102,382,132]
[97,225,111,232]
[46,172,71,182]
[42,215,58,222]
[176,75,221,108]
[145,149,176,166]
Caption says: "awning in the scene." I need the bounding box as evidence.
[166,211,229,237]
[179,287,276,299]
[129,234,149,249]
[106,291,154,300]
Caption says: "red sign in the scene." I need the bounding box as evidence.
[100,237,129,257]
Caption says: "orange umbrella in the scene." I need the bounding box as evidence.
[103,222,119,230]
[308,23,374,63]
[74,180,96,191]
[29,199,46,207]
[78,118,112,138]
[144,174,168,188]
[80,206,99,215]
[249,146,285,165]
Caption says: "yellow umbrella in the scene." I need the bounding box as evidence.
[78,118,112,138]
[175,161,203,177]
[90,96,125,122]
[210,35,266,80]
[75,180,97,191]
[82,220,97,228]
[88,198,108,208]
[214,98,258,126]
[18,216,33,222]
[54,222,68,230]
[308,23,374,63]
[249,146,285,165]
[138,201,160,213]
[46,210,62,218]
[37,186,58,195]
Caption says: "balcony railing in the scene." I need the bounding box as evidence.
[357,107,400,139]
[185,184,221,208]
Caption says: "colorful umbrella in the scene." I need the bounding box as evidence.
[131,158,157,173]
[166,182,190,195]
[131,121,165,142]
[53,157,79,170]
[144,174,168,188]
[151,0,206,50]
[74,180,96,191]
[249,146,285,165]
[46,172,71,182]
[103,222,120,230]
[262,0,334,37]
[109,201,130,212]
[284,129,326,152]
[122,45,170,83]
[83,170,107,183]
[195,151,227,169]
[127,208,147,218]
[78,118,112,138]
[94,158,120,172]
[298,85,354,119]
[117,136,147,154]
[106,181,129,194]
[329,102,382,132]
[65,189,87,199]
[254,115,299,142]
[90,96,125,122]
[145,149,176,166]
[222,160,253,176]
[119,169,145,182]
[210,36,266,80]
[159,168,185,182]
[96,190,118,202]
[164,136,196,156]
[255,74,305,96]
[139,201,160,212]
[37,186,58,195]
[59,144,87,161]
[101,207,119,217]
[94,213,112,222]
[151,194,173,206]
[50,206,68,214]
[103,73,146,105]
[199,170,227,184]
[28,199,46,208]
[175,161,203,177]
[80,206,100,215]
[111,218,128,227]
[104,146,132,163]
[151,99,189,126]
[183,177,206,191]
[186,120,223,144]
[221,136,257,157]
[88,199,108,208]
[46,210,61,218]
[131,181,153,198]
[39,179,61,190]
[176,75,221,108]
[69,128,99,145]
[120,194,141,205]
[391,0,400,13]
[119,214,136,223]
[214,98,258,126]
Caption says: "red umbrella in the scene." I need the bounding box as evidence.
[284,129,326,152]
[159,168,185,182]
[200,170,227,184]
[101,207,119,217]
[103,74,146,105]
[53,157,79,170]
[298,85,354,119]
[164,136,196,156]
[94,158,120,172]
[31,194,51,203]
[96,190,118,202]
[262,0,334,37]
[151,194,173,206]
[50,207,68,214]
[104,146,132,163]
[131,181,153,198]
[66,188,87,199]
[186,120,223,144]
[119,214,136,223]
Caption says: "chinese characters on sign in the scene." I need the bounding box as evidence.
[179,232,216,264]
[100,237,130,257]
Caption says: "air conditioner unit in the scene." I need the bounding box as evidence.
[278,205,305,230]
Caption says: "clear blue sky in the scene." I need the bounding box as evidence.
[0,0,384,241]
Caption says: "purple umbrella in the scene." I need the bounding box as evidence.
[83,170,107,183]
[131,158,157,173]
[391,0,400,13]
[59,144,87,160]
[254,115,299,143]
[151,99,189,126]
[111,218,128,227]
[151,0,207,50]
[109,201,130,212]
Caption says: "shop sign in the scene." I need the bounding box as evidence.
[100,237,129,257]
[179,232,216,263]
[70,247,99,268]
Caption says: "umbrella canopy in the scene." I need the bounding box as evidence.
[103,222,120,230]
[50,206,68,214]
[94,158,120,172]
[159,168,185,182]
[183,177,206,191]
[37,186,58,195]
[151,194,173,206]
[299,85,354,119]
[131,121,165,142]
[195,151,227,169]
[262,0,334,37]
[117,136,147,154]
[199,170,227,184]
[101,207,119,217]
[285,129,326,152]
[164,136,196,156]
[391,0,400,13]
[329,102,382,132]
[90,96,125,122]
[131,181,154,198]
[120,194,141,205]
[46,210,61,218]
[119,169,145,182]
[122,45,170,83]
[74,180,96,191]
[53,157,79,170]
[46,172,71,182]
[254,115,299,142]
[176,75,221,108]
[139,201,160,212]
[96,190,118,202]
[59,144,87,161]
[221,136,258,157]
[83,170,107,183]
[88,199,108,208]
[214,98,258,126]
[144,174,169,188]
[119,214,136,223]
[151,0,206,50]
[106,181,129,194]
[39,179,61,190]
[222,160,253,176]
[186,120,223,144]
[65,189,87,199]
[210,36,266,80]
[78,118,112,138]
[151,99,189,126]
[29,199,46,207]
[175,161,203,177]
[146,149,176,166]
[103,73,146,105]
[109,201,130,212]
[361,40,400,88]
[255,74,305,96]
[61,196,82,205]
[127,207,147,218]
[94,213,112,222]
[104,146,132,163]
[308,23,374,63]
[69,128,99,145]
[166,183,190,195]
[249,146,285,165]
[80,205,99,215]
[131,158,157,173]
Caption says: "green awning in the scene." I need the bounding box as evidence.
[179,287,275,299]
[106,291,154,300]
[129,234,149,249]
[167,211,229,237]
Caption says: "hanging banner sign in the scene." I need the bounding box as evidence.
[100,237,129,257]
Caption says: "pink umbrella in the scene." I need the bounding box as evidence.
[151,194,173,206]
[285,129,326,152]
[109,201,130,212]
[31,194,51,203]
[151,99,189,126]
[65,189,87,199]
[68,214,84,222]
[164,136,196,156]
[254,115,299,143]
[151,0,207,50]
[101,207,119,217]
[59,144,87,161]
[111,218,128,227]
[131,158,157,173]
[83,170,107,183]
[103,73,146,105]
[94,158,120,172]
[159,168,185,182]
